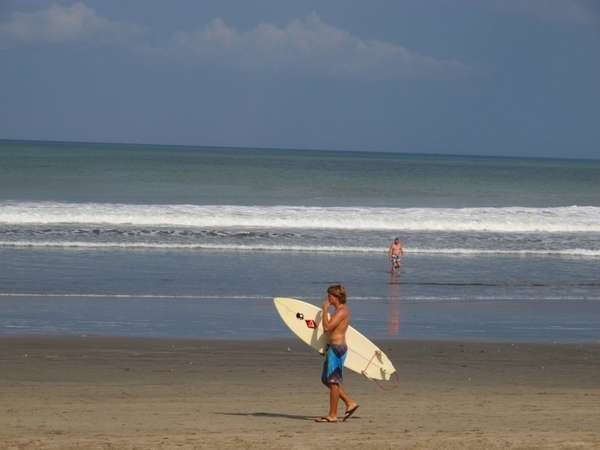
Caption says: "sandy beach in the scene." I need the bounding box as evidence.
[1,336,599,449]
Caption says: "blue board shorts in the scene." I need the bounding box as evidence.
[321,344,348,385]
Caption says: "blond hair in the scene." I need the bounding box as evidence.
[327,284,347,304]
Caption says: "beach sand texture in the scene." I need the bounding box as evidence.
[1,337,599,450]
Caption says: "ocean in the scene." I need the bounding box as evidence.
[1,140,599,342]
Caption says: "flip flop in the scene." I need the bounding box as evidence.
[314,417,337,423]
[343,405,359,422]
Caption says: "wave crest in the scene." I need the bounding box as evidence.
[1,202,600,233]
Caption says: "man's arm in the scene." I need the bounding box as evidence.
[322,306,348,333]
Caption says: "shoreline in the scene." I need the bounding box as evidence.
[2,332,600,345]
[1,336,599,449]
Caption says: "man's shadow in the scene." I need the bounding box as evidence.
[215,411,314,421]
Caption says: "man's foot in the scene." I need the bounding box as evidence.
[315,416,337,423]
[343,404,359,422]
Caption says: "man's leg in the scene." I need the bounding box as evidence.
[337,384,357,411]
[328,383,340,419]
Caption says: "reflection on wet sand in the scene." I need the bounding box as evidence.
[388,271,401,336]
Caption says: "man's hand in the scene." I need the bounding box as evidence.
[322,297,331,332]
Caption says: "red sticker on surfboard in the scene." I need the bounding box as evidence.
[305,319,317,329]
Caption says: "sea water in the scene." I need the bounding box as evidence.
[1,140,599,342]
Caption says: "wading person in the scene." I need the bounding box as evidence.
[315,284,359,423]
[388,237,404,272]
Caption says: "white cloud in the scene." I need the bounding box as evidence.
[164,14,468,80]
[0,4,467,80]
[0,2,142,45]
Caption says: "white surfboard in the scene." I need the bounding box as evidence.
[274,297,396,381]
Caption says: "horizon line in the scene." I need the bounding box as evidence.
[0,137,598,163]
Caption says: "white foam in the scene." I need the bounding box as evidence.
[410,248,600,257]
[1,202,600,233]
[0,240,381,253]
[0,240,599,257]
[0,293,272,300]
[1,293,598,302]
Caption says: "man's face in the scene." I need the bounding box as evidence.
[328,294,338,305]
[394,239,399,244]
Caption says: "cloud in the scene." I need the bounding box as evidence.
[0,2,142,45]
[495,0,599,25]
[0,3,467,80]
[164,14,468,80]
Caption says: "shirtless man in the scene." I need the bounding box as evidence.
[388,237,404,272]
[315,284,359,423]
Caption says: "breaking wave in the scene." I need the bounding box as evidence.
[1,202,600,233]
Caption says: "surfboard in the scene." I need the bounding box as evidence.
[273,297,396,381]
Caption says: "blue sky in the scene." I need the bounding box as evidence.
[1,0,598,158]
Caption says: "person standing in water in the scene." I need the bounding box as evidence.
[315,284,359,423]
[388,237,404,272]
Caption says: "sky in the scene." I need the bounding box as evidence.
[0,0,599,158]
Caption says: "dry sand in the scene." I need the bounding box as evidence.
[1,336,599,449]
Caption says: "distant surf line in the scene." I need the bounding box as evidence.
[0,240,599,258]
[0,293,273,300]
[1,293,599,303]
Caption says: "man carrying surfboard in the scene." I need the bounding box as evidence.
[316,284,359,423]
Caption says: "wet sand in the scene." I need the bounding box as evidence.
[1,336,599,449]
